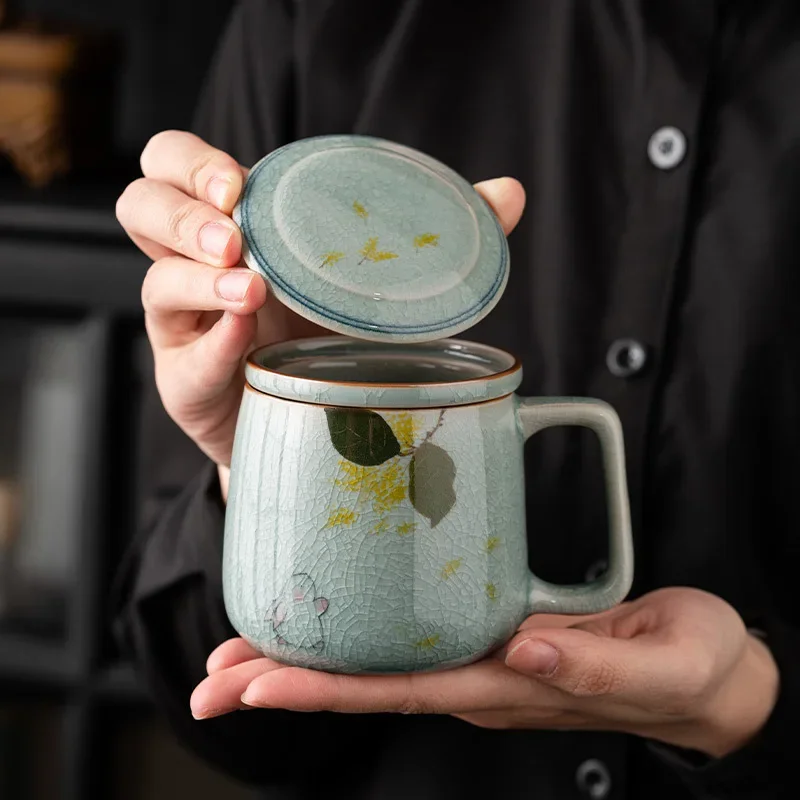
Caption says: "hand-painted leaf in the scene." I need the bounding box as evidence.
[359,237,378,261]
[353,200,369,220]
[413,232,440,249]
[325,408,401,466]
[396,521,417,536]
[324,507,358,528]
[359,236,398,264]
[440,558,462,579]
[409,441,456,527]
[320,250,345,268]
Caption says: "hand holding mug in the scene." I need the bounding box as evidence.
[192,588,779,760]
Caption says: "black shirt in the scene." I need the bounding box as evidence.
[114,1,800,797]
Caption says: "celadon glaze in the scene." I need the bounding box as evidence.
[223,337,634,674]
[232,135,509,343]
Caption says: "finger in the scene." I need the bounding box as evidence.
[191,657,287,719]
[141,257,266,341]
[240,658,535,715]
[454,708,623,732]
[140,130,245,214]
[503,624,694,713]
[474,177,526,235]
[517,607,624,632]
[207,638,265,675]
[117,178,241,266]
[176,311,259,398]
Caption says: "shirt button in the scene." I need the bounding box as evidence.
[576,759,612,799]
[606,338,647,378]
[647,126,687,170]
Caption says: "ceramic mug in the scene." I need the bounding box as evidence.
[223,336,633,674]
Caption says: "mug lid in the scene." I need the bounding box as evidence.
[233,135,509,343]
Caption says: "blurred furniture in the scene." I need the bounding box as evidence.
[0,1,266,797]
[0,22,118,187]
[0,165,265,800]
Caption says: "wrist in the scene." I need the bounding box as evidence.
[695,633,779,758]
[647,633,779,759]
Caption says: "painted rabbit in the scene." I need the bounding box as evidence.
[268,573,329,651]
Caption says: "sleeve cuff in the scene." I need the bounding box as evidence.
[111,459,228,647]
[648,614,798,798]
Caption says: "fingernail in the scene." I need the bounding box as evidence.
[506,639,559,676]
[220,310,235,326]
[200,222,234,259]
[207,177,233,209]
[217,271,253,302]
[241,692,266,708]
[191,706,221,720]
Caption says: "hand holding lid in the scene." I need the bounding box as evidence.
[233,135,511,342]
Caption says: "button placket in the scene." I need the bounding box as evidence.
[588,4,718,599]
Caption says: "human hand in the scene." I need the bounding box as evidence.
[117,131,526,473]
[191,588,778,759]
[116,130,318,469]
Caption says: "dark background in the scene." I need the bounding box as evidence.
[0,1,263,797]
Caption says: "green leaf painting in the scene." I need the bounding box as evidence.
[409,442,457,528]
[325,408,401,467]
[325,408,456,531]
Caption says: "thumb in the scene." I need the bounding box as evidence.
[473,177,526,235]
[503,627,650,699]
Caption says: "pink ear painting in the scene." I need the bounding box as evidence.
[315,597,329,615]
[268,573,329,651]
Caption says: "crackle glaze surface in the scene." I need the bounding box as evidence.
[232,135,509,343]
[223,338,634,674]
[224,391,529,673]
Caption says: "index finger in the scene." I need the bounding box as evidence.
[239,658,538,715]
[140,130,246,214]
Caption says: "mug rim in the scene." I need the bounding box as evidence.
[242,382,516,409]
[244,335,523,409]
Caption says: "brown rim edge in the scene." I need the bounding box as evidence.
[244,340,523,390]
[243,382,516,410]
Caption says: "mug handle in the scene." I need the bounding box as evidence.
[516,397,634,615]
